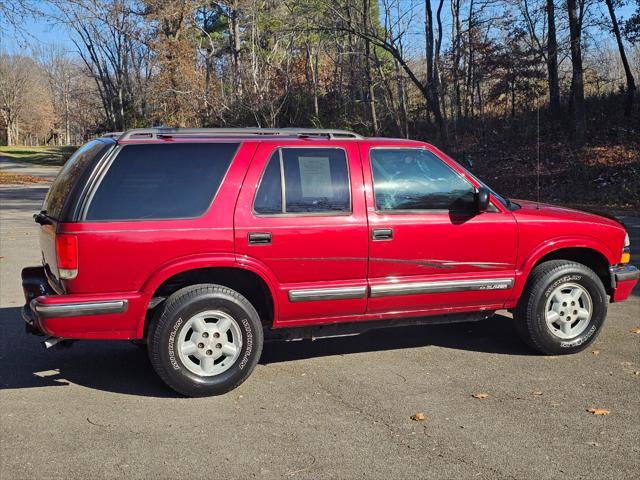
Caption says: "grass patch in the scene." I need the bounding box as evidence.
[0,171,49,184]
[0,145,77,166]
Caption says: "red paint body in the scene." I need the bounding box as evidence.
[25,136,636,339]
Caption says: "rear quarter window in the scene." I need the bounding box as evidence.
[85,143,238,221]
[43,139,113,220]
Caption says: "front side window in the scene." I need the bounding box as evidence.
[254,148,350,215]
[370,148,475,212]
[86,143,238,221]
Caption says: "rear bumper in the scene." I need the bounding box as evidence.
[21,266,145,340]
[31,299,128,318]
[610,264,639,302]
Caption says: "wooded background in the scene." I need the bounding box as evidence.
[1,0,638,206]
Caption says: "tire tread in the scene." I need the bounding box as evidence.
[514,260,606,355]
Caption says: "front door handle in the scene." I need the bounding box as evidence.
[248,232,272,245]
[372,228,393,241]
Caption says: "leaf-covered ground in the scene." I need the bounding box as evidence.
[0,145,77,166]
[0,171,49,185]
[446,97,640,209]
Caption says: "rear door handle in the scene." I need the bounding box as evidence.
[248,232,272,245]
[372,228,393,241]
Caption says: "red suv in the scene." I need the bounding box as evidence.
[21,128,638,396]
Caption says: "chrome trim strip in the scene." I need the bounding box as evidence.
[370,278,514,298]
[32,299,128,318]
[288,286,367,302]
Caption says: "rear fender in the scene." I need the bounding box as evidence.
[138,253,280,336]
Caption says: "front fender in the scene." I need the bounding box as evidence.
[507,235,616,305]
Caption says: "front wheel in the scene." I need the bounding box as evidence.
[148,284,264,397]
[514,260,608,355]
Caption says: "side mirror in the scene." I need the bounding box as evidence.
[476,187,490,212]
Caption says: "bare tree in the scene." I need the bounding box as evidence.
[546,0,561,111]
[567,0,586,146]
[604,0,636,115]
[0,54,33,145]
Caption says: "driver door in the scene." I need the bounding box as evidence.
[362,145,518,315]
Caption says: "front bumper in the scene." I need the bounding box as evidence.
[610,264,639,302]
[21,266,145,340]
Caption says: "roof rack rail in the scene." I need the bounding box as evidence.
[118,127,363,142]
[100,131,123,139]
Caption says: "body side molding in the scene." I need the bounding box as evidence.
[370,278,514,298]
[288,286,367,302]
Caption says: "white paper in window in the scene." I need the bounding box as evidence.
[298,157,333,198]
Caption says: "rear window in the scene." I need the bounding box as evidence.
[85,143,238,221]
[43,140,113,219]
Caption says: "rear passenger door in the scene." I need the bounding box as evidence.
[234,142,368,326]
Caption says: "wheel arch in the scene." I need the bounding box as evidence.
[513,238,615,303]
[138,255,279,337]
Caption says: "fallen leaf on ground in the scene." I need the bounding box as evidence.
[532,391,543,396]
[587,408,610,415]
[410,412,426,421]
[630,328,640,334]
[591,350,600,356]
[472,393,489,399]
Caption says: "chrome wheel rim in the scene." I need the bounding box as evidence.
[545,282,592,339]
[177,310,243,376]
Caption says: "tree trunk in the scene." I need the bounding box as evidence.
[425,0,448,144]
[363,0,378,135]
[546,0,560,112]
[605,0,636,116]
[451,0,462,122]
[566,0,586,146]
[230,0,242,97]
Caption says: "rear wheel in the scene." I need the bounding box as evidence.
[148,284,263,397]
[514,260,607,355]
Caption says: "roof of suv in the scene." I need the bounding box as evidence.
[111,128,427,147]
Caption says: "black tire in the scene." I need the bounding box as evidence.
[514,260,607,355]
[147,284,264,397]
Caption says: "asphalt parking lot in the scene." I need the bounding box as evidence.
[1,159,638,479]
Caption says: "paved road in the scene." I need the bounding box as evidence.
[1,160,638,479]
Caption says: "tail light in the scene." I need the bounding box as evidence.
[56,234,78,279]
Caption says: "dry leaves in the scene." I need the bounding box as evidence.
[410,412,426,421]
[630,327,640,334]
[591,350,600,356]
[471,393,489,400]
[0,171,48,185]
[587,408,611,415]
[532,391,543,396]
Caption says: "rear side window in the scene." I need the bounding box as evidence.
[43,140,113,220]
[85,143,238,221]
[254,148,350,215]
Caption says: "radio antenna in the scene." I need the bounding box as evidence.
[536,100,541,210]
